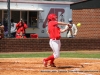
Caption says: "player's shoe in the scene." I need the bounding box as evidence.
[49,63,56,67]
[43,59,48,67]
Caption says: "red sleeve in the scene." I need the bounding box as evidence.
[16,22,20,27]
[16,28,22,34]
[24,24,28,29]
[53,21,58,26]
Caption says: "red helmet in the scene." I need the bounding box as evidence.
[48,14,57,21]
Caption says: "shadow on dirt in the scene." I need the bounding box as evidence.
[57,65,83,69]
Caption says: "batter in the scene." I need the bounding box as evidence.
[43,14,71,67]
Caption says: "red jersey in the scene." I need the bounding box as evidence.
[48,21,60,39]
[16,22,28,34]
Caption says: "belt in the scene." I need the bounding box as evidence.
[52,38,60,40]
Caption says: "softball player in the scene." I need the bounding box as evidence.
[43,14,71,67]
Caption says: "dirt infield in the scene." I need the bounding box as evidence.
[0,58,100,75]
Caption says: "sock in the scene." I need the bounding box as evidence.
[50,57,55,64]
[45,55,54,63]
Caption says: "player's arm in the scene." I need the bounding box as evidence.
[16,21,21,27]
[60,29,67,33]
[24,23,28,29]
[58,22,72,29]
[60,25,69,33]
[58,22,69,25]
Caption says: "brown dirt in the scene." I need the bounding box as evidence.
[0,58,100,75]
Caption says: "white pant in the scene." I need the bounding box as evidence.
[49,39,61,58]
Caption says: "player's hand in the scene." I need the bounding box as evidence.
[68,24,72,28]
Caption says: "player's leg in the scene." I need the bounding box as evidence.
[49,39,61,66]
[43,39,61,67]
[43,39,55,67]
[43,39,54,67]
[51,39,61,58]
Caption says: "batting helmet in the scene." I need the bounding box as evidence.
[48,14,57,21]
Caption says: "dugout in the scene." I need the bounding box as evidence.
[69,0,100,38]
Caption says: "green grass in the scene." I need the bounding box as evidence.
[60,52,100,58]
[0,51,100,58]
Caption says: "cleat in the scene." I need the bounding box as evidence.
[50,63,56,67]
[43,59,48,67]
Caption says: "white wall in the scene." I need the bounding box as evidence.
[26,4,72,37]
[0,2,72,38]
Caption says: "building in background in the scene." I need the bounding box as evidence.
[0,0,86,38]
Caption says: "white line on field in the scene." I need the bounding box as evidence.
[70,68,93,75]
[81,62,100,65]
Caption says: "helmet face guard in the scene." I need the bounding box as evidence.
[48,14,57,21]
